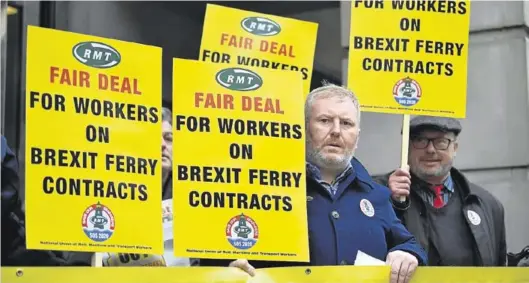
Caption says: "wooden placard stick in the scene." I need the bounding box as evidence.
[399,114,410,202]
[91,252,103,267]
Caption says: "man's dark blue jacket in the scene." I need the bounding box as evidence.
[200,157,427,268]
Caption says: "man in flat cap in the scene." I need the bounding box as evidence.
[375,115,507,266]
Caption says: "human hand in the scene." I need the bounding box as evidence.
[388,165,411,202]
[229,259,256,276]
[386,250,419,283]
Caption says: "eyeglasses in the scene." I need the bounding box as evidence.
[411,136,453,150]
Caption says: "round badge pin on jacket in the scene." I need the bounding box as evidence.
[360,199,375,217]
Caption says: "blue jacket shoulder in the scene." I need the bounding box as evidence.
[351,157,391,195]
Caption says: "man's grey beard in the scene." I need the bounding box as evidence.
[306,137,355,171]
[411,160,453,182]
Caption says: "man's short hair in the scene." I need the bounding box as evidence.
[305,81,361,124]
[162,107,172,125]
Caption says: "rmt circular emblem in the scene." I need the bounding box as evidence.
[82,201,115,242]
[226,213,259,250]
[393,77,422,107]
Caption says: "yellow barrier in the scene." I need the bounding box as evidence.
[2,267,529,283]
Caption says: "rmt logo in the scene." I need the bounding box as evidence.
[241,17,281,36]
[215,67,263,92]
[72,41,121,69]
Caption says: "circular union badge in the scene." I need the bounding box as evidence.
[360,199,375,217]
[226,213,259,250]
[393,77,422,107]
[82,201,115,242]
[467,210,481,226]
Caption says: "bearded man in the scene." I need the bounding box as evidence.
[201,83,427,283]
[375,116,506,266]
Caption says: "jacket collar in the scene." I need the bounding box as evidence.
[447,167,480,200]
[1,135,8,163]
[162,172,173,200]
[350,157,376,192]
[306,162,353,184]
[305,157,375,194]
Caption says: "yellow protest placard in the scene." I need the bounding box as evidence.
[199,4,318,96]
[347,0,470,118]
[172,58,308,262]
[25,26,163,254]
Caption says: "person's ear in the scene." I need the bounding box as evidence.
[452,141,459,158]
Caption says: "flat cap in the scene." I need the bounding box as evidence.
[409,115,462,135]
